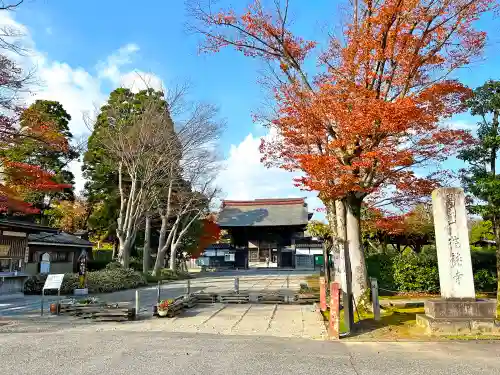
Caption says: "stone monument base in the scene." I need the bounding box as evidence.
[416,299,499,335]
[416,315,500,335]
[425,298,496,319]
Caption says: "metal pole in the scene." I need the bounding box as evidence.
[157,280,161,303]
[234,277,239,294]
[370,278,380,321]
[186,279,191,296]
[135,290,139,316]
[40,289,44,316]
[57,288,61,315]
[286,275,289,289]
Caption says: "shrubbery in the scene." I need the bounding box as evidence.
[366,250,497,294]
[87,259,109,271]
[144,268,192,283]
[24,268,147,295]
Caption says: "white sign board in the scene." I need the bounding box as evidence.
[43,274,65,290]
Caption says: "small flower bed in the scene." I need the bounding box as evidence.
[158,299,174,312]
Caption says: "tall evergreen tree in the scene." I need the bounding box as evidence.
[458,80,500,302]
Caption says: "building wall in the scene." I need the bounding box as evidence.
[0,276,28,294]
[25,261,74,275]
[0,233,29,272]
[25,245,89,275]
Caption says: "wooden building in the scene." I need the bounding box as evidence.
[0,219,58,295]
[0,219,94,296]
[216,198,320,269]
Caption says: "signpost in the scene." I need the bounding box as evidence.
[370,278,380,321]
[41,274,64,316]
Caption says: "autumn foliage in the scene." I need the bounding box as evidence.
[0,108,71,213]
[192,0,494,209]
[189,218,221,258]
[191,0,496,301]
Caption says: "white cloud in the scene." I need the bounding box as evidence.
[96,43,140,84]
[217,131,325,220]
[119,71,164,92]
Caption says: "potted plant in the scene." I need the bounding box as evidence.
[157,299,171,317]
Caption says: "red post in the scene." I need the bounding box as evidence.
[329,282,340,340]
[319,277,327,311]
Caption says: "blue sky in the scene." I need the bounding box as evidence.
[7,0,500,217]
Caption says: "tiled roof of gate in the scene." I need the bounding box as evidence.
[28,231,93,247]
[218,198,310,227]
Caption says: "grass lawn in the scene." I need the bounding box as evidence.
[322,304,426,340]
[307,275,500,340]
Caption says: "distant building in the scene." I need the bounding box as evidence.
[27,231,93,275]
[211,198,323,269]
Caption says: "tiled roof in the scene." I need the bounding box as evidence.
[28,231,93,247]
[218,198,310,227]
[222,198,306,207]
[0,219,58,233]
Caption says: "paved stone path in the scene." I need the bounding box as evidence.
[119,303,327,339]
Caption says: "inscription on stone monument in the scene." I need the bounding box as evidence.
[432,188,475,299]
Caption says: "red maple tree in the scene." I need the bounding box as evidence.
[188,218,221,258]
[0,108,71,214]
[190,0,496,301]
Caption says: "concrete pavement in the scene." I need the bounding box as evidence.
[0,327,499,374]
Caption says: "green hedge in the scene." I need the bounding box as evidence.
[87,255,143,272]
[24,268,147,295]
[93,250,113,261]
[145,268,193,283]
[87,259,109,271]
[366,250,497,294]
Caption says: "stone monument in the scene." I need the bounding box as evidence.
[417,188,497,334]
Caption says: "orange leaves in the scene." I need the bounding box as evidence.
[190,218,221,258]
[194,0,495,207]
[194,0,317,62]
[2,159,71,196]
[19,106,69,152]
[0,106,73,213]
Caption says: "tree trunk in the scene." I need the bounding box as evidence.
[143,213,151,273]
[494,218,500,314]
[118,240,130,269]
[322,243,331,284]
[152,216,170,276]
[170,243,178,271]
[346,195,369,309]
[336,199,354,330]
[325,200,338,284]
[112,238,118,260]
